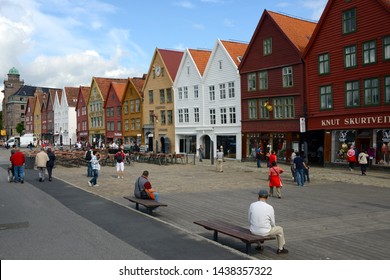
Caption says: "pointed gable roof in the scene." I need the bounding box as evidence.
[220,40,248,66]
[112,82,127,101]
[158,48,184,81]
[93,77,127,100]
[25,96,35,115]
[75,86,90,109]
[267,11,317,54]
[130,76,146,94]
[64,87,79,107]
[188,49,212,75]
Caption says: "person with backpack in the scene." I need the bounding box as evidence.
[115,148,125,179]
[85,147,92,177]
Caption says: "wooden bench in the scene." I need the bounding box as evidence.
[123,196,167,214]
[194,219,276,254]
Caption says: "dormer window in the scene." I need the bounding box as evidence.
[263,38,272,55]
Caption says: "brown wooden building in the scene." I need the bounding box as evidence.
[239,10,316,162]
[304,0,390,166]
[75,86,91,143]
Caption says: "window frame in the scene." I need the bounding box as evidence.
[282,67,293,88]
[209,85,215,101]
[209,108,216,125]
[362,40,377,65]
[345,81,360,107]
[385,76,390,104]
[248,99,257,119]
[344,45,357,68]
[320,85,333,110]
[342,8,356,34]
[247,73,256,91]
[273,97,295,119]
[364,78,380,106]
[259,71,268,90]
[384,36,390,61]
[318,53,330,75]
[263,38,272,56]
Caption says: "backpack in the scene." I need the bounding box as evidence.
[115,152,123,163]
[85,150,92,161]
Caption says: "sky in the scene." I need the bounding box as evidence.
[0,0,327,108]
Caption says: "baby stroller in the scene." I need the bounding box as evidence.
[7,165,14,183]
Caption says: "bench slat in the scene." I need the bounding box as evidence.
[123,196,167,214]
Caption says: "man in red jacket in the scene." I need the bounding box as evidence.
[10,148,25,183]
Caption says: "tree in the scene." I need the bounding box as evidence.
[16,122,24,136]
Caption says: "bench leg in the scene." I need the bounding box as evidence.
[213,230,218,242]
[135,203,139,210]
[246,243,251,255]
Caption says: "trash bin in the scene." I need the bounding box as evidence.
[25,156,35,169]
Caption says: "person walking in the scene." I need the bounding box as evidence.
[198,145,204,162]
[293,151,307,187]
[35,147,49,182]
[269,150,277,167]
[134,170,159,202]
[216,148,224,172]
[347,145,357,171]
[358,150,369,176]
[290,150,297,182]
[115,148,125,179]
[88,151,100,187]
[248,189,289,254]
[256,144,262,168]
[85,147,93,177]
[46,148,56,181]
[268,161,284,198]
[10,147,25,183]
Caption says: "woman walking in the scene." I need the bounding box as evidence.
[268,161,284,199]
[46,148,56,181]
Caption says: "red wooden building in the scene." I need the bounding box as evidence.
[304,0,390,166]
[239,10,316,162]
[75,86,91,143]
[104,82,127,146]
[24,97,35,134]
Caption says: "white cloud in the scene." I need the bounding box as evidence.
[223,18,235,28]
[300,0,327,20]
[174,1,195,9]
[192,23,205,30]
[276,2,290,8]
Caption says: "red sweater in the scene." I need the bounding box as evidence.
[11,151,25,166]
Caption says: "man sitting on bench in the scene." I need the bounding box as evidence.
[248,189,289,254]
[134,170,159,202]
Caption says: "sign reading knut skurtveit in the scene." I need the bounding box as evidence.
[309,113,390,130]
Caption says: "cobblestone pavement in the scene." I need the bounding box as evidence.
[2,148,390,259]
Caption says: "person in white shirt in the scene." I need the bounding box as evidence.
[248,189,288,254]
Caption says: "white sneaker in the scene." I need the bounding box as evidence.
[94,184,99,187]
[88,181,92,187]
[117,176,120,179]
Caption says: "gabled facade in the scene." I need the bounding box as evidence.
[202,39,247,160]
[75,86,91,143]
[122,76,146,146]
[142,48,183,153]
[46,89,57,142]
[105,82,126,145]
[87,77,127,147]
[174,48,211,156]
[239,10,316,162]
[304,0,390,165]
[53,89,63,145]
[24,97,35,134]
[40,92,49,141]
[33,90,45,141]
[57,87,79,146]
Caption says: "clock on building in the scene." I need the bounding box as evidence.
[155,66,161,77]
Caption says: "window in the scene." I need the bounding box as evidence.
[282,67,293,87]
[219,83,226,99]
[344,45,357,68]
[160,89,165,103]
[219,60,222,70]
[194,85,199,99]
[125,119,129,131]
[260,99,270,119]
[130,100,135,112]
[166,88,172,103]
[178,109,184,123]
[183,86,188,99]
[248,100,257,119]
[263,38,272,55]
[248,73,256,91]
[184,108,189,123]
[124,101,128,114]
[229,107,236,124]
[385,76,390,104]
[194,107,200,123]
[149,111,154,124]
[343,8,356,34]
[148,90,154,104]
[131,119,135,130]
[178,87,183,100]
[136,119,141,130]
[117,106,121,116]
[259,71,268,90]
[345,81,360,107]
[135,99,140,112]
[318,53,330,74]
[167,110,173,124]
[117,121,121,131]
[161,110,166,125]
[220,108,227,124]
[364,78,379,105]
[363,40,376,65]
[273,97,294,119]
[228,82,235,98]
[384,36,390,60]
[209,85,215,101]
[320,85,333,110]
[209,109,216,125]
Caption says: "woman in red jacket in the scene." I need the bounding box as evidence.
[268,161,284,199]
[10,148,25,183]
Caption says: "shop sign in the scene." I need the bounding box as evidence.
[319,114,390,128]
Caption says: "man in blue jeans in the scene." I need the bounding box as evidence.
[293,151,308,187]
